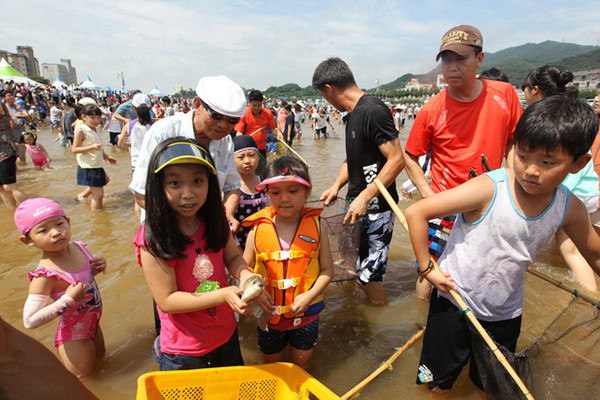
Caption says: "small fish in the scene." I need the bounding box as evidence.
[241,274,265,302]
[240,274,270,331]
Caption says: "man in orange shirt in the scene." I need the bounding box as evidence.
[235,90,282,158]
[403,25,523,299]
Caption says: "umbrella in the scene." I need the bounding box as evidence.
[0,58,41,86]
[78,75,103,90]
[148,85,164,96]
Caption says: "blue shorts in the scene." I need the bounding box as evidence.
[356,210,395,284]
[153,329,244,371]
[258,318,319,354]
[77,166,106,187]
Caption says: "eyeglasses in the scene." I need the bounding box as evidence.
[201,101,240,125]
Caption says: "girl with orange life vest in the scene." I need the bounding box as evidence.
[242,156,333,369]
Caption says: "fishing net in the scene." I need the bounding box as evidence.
[469,327,532,400]
[523,295,600,400]
[306,199,360,282]
[275,140,310,168]
[466,268,600,400]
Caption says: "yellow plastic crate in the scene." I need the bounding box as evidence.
[137,362,341,400]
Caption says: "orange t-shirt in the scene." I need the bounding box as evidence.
[405,79,523,193]
[234,107,276,150]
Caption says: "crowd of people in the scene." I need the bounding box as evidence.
[3,23,600,399]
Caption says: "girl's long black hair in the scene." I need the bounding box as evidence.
[135,104,152,126]
[144,136,229,259]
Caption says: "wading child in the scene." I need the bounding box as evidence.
[134,137,256,371]
[117,93,153,173]
[522,65,600,291]
[232,135,268,249]
[118,93,154,216]
[72,104,116,210]
[15,198,106,378]
[19,132,52,171]
[242,156,333,369]
[406,96,600,396]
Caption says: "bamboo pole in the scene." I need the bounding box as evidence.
[249,126,267,137]
[341,327,425,400]
[373,178,535,400]
[527,268,600,306]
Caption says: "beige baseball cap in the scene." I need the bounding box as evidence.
[436,25,483,61]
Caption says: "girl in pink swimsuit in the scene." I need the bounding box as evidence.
[19,132,52,171]
[15,198,106,379]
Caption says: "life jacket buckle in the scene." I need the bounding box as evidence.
[272,250,291,260]
[275,305,291,315]
[277,278,296,290]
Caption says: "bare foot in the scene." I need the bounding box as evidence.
[359,281,389,306]
[429,386,452,398]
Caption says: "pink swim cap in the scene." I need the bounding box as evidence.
[14,198,66,235]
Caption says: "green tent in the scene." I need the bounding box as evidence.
[0,58,41,86]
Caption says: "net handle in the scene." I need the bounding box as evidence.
[373,178,535,400]
[527,268,600,306]
[340,327,425,400]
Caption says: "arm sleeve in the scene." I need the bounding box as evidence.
[129,128,168,195]
[404,109,431,157]
[23,294,75,329]
[219,139,241,193]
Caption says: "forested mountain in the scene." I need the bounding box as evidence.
[242,41,599,99]
[372,40,600,90]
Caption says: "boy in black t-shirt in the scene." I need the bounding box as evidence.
[312,57,406,305]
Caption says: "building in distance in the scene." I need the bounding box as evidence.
[0,46,40,77]
[42,59,78,86]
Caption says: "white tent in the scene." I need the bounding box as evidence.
[0,58,41,87]
[52,76,67,89]
[78,75,102,90]
[148,85,164,96]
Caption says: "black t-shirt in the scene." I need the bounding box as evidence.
[345,94,399,213]
[284,112,295,139]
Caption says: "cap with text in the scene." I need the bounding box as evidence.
[436,25,483,61]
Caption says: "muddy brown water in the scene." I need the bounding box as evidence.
[1,117,596,399]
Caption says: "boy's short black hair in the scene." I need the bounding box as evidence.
[514,96,599,160]
[248,90,263,102]
[312,57,357,91]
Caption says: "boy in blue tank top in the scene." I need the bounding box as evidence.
[405,96,600,396]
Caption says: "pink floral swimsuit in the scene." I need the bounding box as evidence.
[27,241,103,347]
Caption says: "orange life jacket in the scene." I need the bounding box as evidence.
[243,206,324,325]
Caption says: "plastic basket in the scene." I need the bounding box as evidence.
[137,362,341,400]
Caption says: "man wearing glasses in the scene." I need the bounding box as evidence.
[403,25,523,301]
[130,75,246,230]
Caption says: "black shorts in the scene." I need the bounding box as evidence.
[77,166,107,187]
[109,132,120,145]
[416,291,521,390]
[258,317,319,354]
[315,127,326,136]
[0,156,17,185]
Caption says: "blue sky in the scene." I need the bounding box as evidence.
[2,1,599,94]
